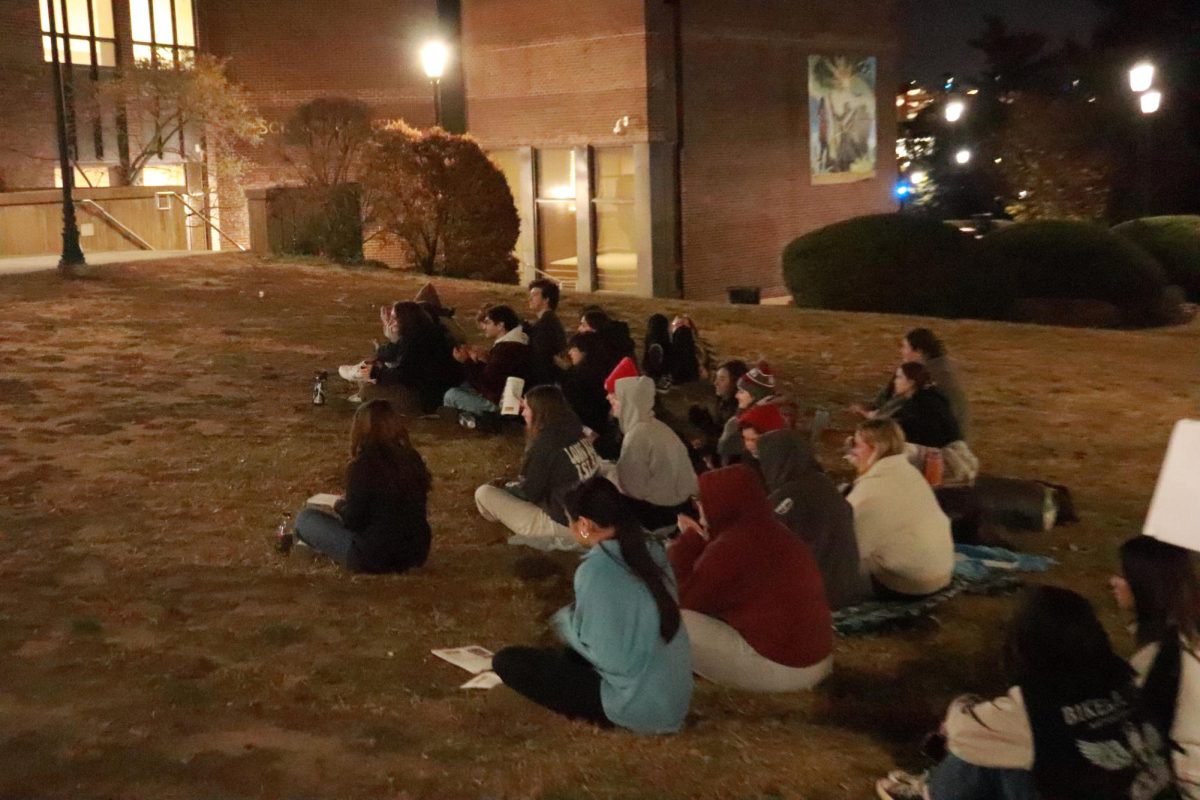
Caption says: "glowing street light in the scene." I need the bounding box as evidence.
[910,169,929,185]
[944,99,966,123]
[420,40,450,127]
[1140,90,1163,115]
[954,148,972,165]
[1129,62,1155,94]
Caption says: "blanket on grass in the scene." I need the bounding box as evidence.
[832,544,1056,636]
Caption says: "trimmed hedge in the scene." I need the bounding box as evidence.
[979,221,1170,327]
[782,214,1015,319]
[1112,216,1200,300]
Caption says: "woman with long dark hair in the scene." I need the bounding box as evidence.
[878,586,1149,800]
[642,313,672,385]
[492,476,693,733]
[1116,536,1200,799]
[474,385,600,552]
[372,300,463,412]
[292,400,432,573]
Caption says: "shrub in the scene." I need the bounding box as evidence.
[361,124,519,282]
[1112,216,1200,300]
[267,184,364,263]
[978,220,1171,326]
[781,214,1015,319]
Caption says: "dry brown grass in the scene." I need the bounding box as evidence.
[1,254,1197,799]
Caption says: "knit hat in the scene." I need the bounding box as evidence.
[414,282,442,308]
[604,356,639,395]
[737,402,787,434]
[737,360,776,403]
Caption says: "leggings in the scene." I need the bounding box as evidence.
[492,646,612,728]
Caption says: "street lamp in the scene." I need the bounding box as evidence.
[944,99,966,123]
[954,148,972,166]
[420,40,449,128]
[1140,90,1162,115]
[44,0,85,276]
[1129,62,1155,94]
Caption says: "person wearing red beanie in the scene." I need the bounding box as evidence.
[604,356,639,396]
[736,403,788,458]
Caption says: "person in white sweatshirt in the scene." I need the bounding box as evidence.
[846,418,953,599]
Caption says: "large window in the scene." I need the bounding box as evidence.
[489,149,531,271]
[535,149,578,281]
[39,0,116,67]
[593,147,639,292]
[130,0,196,65]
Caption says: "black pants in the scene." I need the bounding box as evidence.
[626,496,695,532]
[492,646,612,728]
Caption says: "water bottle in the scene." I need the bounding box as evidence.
[274,513,294,554]
[312,371,328,405]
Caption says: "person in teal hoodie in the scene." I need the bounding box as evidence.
[492,476,693,733]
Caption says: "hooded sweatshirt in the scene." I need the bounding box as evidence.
[847,453,954,596]
[669,465,832,668]
[756,431,871,610]
[464,325,531,404]
[614,376,699,508]
[506,414,601,525]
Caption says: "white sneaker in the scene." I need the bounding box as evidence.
[347,393,363,404]
[876,771,928,800]
[338,363,361,381]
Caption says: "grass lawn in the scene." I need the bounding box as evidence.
[1,254,1197,799]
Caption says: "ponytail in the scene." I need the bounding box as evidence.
[563,477,682,642]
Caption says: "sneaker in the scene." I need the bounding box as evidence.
[458,413,478,430]
[876,771,928,800]
[347,393,363,404]
[337,363,361,382]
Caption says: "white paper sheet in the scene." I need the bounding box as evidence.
[306,493,341,509]
[1143,419,1200,552]
[431,646,494,674]
[460,671,503,690]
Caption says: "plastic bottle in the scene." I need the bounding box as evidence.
[312,371,327,405]
[275,513,294,554]
[923,450,945,487]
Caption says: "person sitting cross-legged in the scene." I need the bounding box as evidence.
[292,400,432,573]
[474,385,602,552]
[669,464,833,692]
[524,278,567,388]
[442,304,531,432]
[492,476,693,734]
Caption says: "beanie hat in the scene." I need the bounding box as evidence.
[604,356,639,395]
[737,361,776,403]
[737,402,787,434]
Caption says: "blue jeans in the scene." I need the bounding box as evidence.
[927,754,1037,800]
[442,385,498,415]
[294,507,356,569]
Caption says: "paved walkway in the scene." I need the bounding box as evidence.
[0,249,212,277]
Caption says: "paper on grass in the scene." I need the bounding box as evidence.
[1143,419,1200,552]
[460,671,503,690]
[306,493,341,509]
[431,646,494,674]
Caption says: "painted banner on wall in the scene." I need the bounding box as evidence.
[809,55,877,185]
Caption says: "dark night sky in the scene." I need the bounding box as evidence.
[900,0,1106,85]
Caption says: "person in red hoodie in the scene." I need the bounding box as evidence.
[669,464,833,692]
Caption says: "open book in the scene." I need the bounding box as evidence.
[306,493,341,511]
[431,646,500,690]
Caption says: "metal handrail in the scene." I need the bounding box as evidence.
[157,191,246,252]
[532,265,577,290]
[78,199,154,250]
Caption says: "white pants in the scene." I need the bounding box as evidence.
[681,610,832,693]
[474,484,578,552]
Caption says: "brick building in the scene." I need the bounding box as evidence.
[1,0,900,299]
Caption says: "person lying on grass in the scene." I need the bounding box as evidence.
[670,464,833,693]
[846,418,953,600]
[442,304,531,432]
[1115,535,1200,799]
[292,400,431,573]
[877,585,1166,800]
[492,476,693,734]
[474,385,601,553]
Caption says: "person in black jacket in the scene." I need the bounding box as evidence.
[885,361,961,449]
[292,400,432,573]
[524,278,567,388]
[371,301,463,413]
[578,306,636,373]
[474,385,602,551]
[561,332,619,457]
[642,314,672,386]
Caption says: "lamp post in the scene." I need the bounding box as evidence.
[1128,62,1161,216]
[419,40,449,128]
[45,0,86,276]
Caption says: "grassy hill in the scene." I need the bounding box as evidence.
[1,254,1196,799]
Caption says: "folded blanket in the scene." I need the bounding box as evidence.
[833,544,1056,636]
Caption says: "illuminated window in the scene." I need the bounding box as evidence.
[489,149,531,270]
[139,164,186,186]
[39,0,116,67]
[535,149,578,278]
[130,0,196,65]
[54,165,112,187]
[592,148,639,292]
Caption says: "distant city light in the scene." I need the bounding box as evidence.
[944,100,966,123]
[1017,190,1029,199]
[1129,62,1155,93]
[1141,90,1163,114]
[895,181,913,198]
[993,157,1003,164]
[966,88,979,96]
[910,170,929,185]
[954,148,972,165]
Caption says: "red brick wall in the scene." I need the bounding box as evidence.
[460,0,650,149]
[197,0,440,250]
[0,3,63,189]
[675,0,901,300]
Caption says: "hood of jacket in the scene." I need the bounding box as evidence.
[756,430,822,493]
[614,375,656,434]
[496,325,529,346]
[698,464,771,535]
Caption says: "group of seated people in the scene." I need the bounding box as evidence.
[297,280,1197,800]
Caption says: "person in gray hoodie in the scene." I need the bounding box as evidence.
[609,374,700,532]
[475,385,601,551]
[756,429,872,610]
